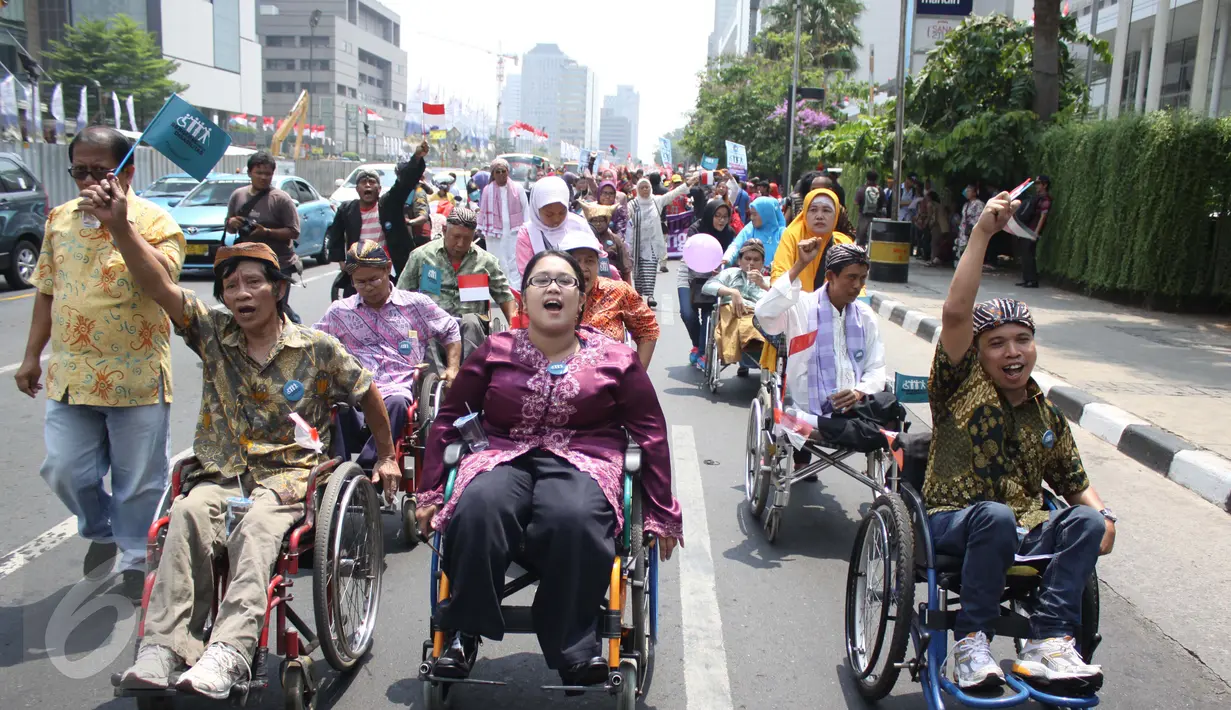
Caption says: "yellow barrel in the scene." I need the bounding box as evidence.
[869,219,911,283]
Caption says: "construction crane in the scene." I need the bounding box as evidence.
[270,90,310,158]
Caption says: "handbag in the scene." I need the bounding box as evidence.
[689,276,717,309]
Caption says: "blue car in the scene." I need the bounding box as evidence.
[169,175,335,271]
[138,172,215,210]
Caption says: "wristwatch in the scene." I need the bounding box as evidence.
[1098,507,1118,524]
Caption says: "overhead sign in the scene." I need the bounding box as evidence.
[915,0,972,16]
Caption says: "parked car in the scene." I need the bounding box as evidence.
[0,152,48,289]
[137,172,212,210]
[170,174,334,271]
[328,163,398,208]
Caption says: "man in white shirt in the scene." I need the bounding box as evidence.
[755,242,903,451]
[475,158,530,283]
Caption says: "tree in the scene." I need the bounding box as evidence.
[759,0,865,71]
[1034,0,1063,121]
[43,15,186,128]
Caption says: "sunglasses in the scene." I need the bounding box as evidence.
[67,166,117,180]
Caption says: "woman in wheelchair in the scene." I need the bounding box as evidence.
[927,191,1115,694]
[754,241,899,452]
[559,223,660,369]
[415,250,683,687]
[701,238,770,376]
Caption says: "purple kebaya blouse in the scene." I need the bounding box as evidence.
[418,327,683,542]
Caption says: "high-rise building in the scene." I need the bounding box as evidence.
[258,0,408,156]
[500,73,521,130]
[598,86,639,159]
[30,0,263,119]
[521,43,598,158]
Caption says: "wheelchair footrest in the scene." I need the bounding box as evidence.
[500,604,535,634]
[1007,673,1101,707]
[422,674,508,687]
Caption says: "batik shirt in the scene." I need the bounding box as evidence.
[923,344,1089,529]
[174,292,374,503]
[314,288,460,400]
[35,194,186,406]
[395,240,514,317]
[582,277,660,344]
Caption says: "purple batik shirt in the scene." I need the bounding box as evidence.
[419,328,684,542]
[314,288,460,400]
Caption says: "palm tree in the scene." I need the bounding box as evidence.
[760,0,865,71]
[1033,0,1062,120]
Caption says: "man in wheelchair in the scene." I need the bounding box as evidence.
[397,206,518,366]
[91,203,401,700]
[701,238,770,376]
[316,239,461,468]
[754,241,900,452]
[928,191,1115,693]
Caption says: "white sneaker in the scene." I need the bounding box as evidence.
[946,631,1005,690]
[119,644,185,689]
[1013,636,1103,692]
[175,642,250,700]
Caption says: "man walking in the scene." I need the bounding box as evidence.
[475,157,530,286]
[224,151,302,323]
[854,170,883,247]
[15,126,185,592]
[1016,175,1050,288]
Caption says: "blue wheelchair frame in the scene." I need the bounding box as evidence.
[420,437,659,708]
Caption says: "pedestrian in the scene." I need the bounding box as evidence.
[1016,175,1050,288]
[957,184,985,259]
[712,178,745,233]
[928,191,955,267]
[514,176,591,285]
[16,126,186,594]
[594,180,629,237]
[724,196,786,267]
[628,174,693,306]
[912,187,935,260]
[898,173,919,223]
[680,198,737,370]
[854,170,884,247]
[476,157,530,288]
[224,151,304,324]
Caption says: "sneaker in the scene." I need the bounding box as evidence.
[697,356,708,372]
[647,297,657,308]
[946,631,1004,690]
[175,642,250,700]
[1012,636,1103,693]
[84,541,118,580]
[688,347,699,366]
[119,644,186,690]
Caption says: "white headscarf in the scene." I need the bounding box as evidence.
[635,177,654,207]
[528,175,587,253]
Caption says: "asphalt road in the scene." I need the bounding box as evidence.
[0,261,1228,710]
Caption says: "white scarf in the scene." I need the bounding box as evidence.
[528,176,579,252]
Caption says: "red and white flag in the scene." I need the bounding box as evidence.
[422,102,445,116]
[263,116,274,131]
[365,108,384,122]
[457,273,491,303]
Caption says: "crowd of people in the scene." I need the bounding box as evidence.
[15,125,1108,703]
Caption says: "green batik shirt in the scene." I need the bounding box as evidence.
[923,343,1089,530]
[396,240,514,317]
[173,291,374,503]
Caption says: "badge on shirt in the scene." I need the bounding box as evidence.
[853,348,866,363]
[1042,429,1056,449]
[598,256,611,277]
[82,213,101,229]
[421,264,442,295]
[283,379,305,402]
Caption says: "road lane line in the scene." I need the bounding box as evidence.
[0,353,49,376]
[0,447,194,581]
[0,291,33,302]
[671,424,734,710]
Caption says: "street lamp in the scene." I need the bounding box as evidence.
[308,9,321,153]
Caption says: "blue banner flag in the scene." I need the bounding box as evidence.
[701,155,718,170]
[119,94,231,181]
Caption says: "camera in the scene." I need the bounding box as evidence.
[236,217,259,242]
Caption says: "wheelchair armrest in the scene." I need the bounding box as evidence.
[443,441,468,468]
[623,440,642,476]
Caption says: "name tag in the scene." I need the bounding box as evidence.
[598,256,611,277]
[421,264,442,295]
[82,213,101,229]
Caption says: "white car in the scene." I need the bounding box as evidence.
[329,163,398,208]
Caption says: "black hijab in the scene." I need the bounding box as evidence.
[692,197,737,251]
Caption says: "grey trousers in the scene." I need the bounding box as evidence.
[142,480,304,663]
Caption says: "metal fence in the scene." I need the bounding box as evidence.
[0,141,362,206]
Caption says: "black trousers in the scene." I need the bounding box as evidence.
[1017,237,1038,284]
[279,265,302,324]
[437,452,616,669]
[335,394,411,468]
[794,391,906,465]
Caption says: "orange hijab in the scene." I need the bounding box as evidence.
[769,188,854,291]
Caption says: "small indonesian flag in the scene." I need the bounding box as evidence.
[773,408,815,440]
[457,273,491,303]
[423,102,445,116]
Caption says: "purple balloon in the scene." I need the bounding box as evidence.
[682,233,724,273]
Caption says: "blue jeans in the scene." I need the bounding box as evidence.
[928,501,1104,640]
[677,287,711,352]
[40,398,171,572]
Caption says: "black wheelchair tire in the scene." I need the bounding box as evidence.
[417,371,441,434]
[628,487,654,696]
[281,661,315,710]
[1078,571,1100,663]
[422,679,450,709]
[745,395,772,519]
[313,463,384,672]
[136,696,173,710]
[401,494,420,550]
[844,493,915,701]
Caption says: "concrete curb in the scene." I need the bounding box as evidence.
[869,292,1231,514]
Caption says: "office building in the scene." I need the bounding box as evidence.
[599,85,640,158]
[521,43,598,158]
[258,0,408,155]
[32,0,263,119]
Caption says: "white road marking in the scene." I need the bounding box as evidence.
[671,424,734,710]
[0,447,194,581]
[0,352,49,375]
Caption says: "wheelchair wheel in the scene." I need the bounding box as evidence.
[744,395,772,519]
[417,371,442,433]
[626,485,654,696]
[422,679,450,709]
[281,659,315,710]
[867,450,890,493]
[313,462,384,672]
[844,493,915,701]
[617,659,638,710]
[400,493,420,550]
[706,330,721,393]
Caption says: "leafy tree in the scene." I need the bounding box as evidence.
[43,15,186,128]
[759,0,864,71]
[1034,0,1063,120]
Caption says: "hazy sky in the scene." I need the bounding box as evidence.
[381,0,713,161]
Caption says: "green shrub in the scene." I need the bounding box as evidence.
[1035,111,1231,310]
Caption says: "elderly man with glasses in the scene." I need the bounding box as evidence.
[475,157,530,284]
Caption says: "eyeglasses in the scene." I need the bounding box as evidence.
[67,166,117,181]
[526,273,579,289]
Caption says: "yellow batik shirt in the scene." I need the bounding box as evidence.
[173,292,374,504]
[35,195,186,406]
[922,344,1090,530]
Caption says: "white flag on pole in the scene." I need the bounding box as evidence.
[0,76,17,130]
[50,84,64,136]
[111,91,121,129]
[125,94,137,132]
[77,85,87,130]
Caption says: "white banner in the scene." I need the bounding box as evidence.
[657,137,673,168]
[125,95,137,132]
[50,83,65,136]
[0,76,18,130]
[77,85,87,130]
[111,92,121,129]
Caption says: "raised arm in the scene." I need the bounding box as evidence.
[939,191,1015,363]
[386,141,430,209]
